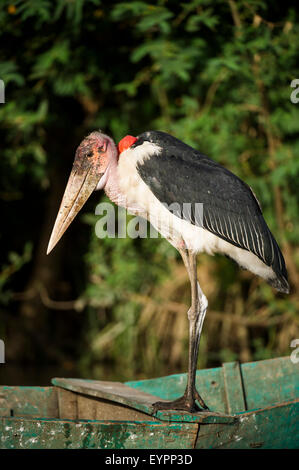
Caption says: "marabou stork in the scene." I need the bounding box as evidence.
[47,130,289,413]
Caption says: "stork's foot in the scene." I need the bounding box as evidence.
[152,390,209,414]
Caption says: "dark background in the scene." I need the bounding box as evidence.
[0,0,298,385]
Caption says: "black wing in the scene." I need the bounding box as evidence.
[136,131,288,292]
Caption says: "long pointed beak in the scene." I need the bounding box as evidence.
[47,163,103,255]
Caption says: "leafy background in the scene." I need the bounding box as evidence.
[0,0,298,385]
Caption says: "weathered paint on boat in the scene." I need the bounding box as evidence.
[0,357,298,449]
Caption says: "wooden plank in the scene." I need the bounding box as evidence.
[57,388,160,421]
[0,391,10,418]
[1,357,298,449]
[77,394,96,420]
[195,399,299,449]
[222,362,246,414]
[0,386,58,419]
[0,416,198,449]
[57,389,78,420]
[127,357,299,414]
[52,377,235,424]
[240,356,299,410]
[126,367,227,413]
[92,399,160,421]
[1,399,297,449]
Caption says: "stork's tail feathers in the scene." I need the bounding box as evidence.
[267,272,290,294]
[265,229,290,294]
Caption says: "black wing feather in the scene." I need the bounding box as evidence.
[136,131,288,292]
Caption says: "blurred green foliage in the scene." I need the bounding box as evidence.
[0,0,298,384]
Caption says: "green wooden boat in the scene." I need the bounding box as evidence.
[0,356,298,449]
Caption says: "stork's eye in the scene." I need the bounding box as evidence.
[98,145,104,153]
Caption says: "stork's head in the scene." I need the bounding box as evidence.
[47,131,117,255]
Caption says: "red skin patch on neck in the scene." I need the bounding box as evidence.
[118,135,137,154]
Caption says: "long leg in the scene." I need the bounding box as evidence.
[153,248,209,413]
[184,250,208,410]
